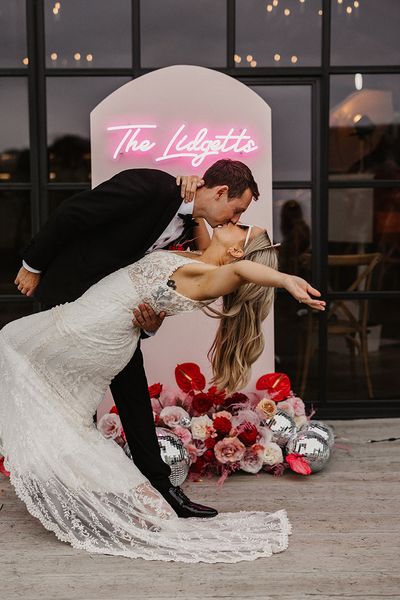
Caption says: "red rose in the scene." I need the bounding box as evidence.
[148,383,163,398]
[205,437,217,449]
[208,386,226,406]
[192,392,213,415]
[223,392,249,409]
[238,423,258,446]
[213,416,232,436]
[203,449,215,463]
[190,456,207,474]
[109,405,119,415]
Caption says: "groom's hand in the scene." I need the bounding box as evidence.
[176,175,205,202]
[14,267,41,297]
[132,303,166,334]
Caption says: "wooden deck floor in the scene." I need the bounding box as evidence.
[1,418,400,600]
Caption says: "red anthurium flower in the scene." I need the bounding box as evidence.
[0,457,10,478]
[110,405,119,415]
[175,363,206,392]
[285,453,312,475]
[148,383,163,398]
[256,372,291,402]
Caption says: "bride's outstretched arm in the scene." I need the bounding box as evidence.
[200,260,326,311]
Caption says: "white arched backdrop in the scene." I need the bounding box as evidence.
[90,65,273,396]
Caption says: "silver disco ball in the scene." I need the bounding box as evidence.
[301,420,335,448]
[265,410,297,447]
[286,431,330,473]
[123,428,190,486]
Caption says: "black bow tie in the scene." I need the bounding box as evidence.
[178,213,196,228]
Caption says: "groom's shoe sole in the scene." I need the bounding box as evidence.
[159,486,218,519]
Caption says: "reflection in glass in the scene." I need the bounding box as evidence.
[331,0,400,66]
[46,77,131,182]
[0,0,27,68]
[326,299,400,401]
[273,189,312,277]
[251,86,311,181]
[44,0,132,68]
[0,302,35,329]
[328,188,400,291]
[140,0,226,68]
[0,191,31,295]
[329,75,400,180]
[236,0,322,67]
[0,78,30,182]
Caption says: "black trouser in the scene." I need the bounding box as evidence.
[43,302,171,492]
[110,344,172,491]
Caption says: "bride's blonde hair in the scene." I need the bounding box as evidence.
[204,231,279,393]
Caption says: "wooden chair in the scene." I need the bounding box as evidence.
[296,252,383,399]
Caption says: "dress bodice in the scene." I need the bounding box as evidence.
[125,250,215,316]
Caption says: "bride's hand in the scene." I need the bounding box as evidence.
[282,274,326,311]
[176,175,205,202]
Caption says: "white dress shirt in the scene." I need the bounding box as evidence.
[23,199,194,273]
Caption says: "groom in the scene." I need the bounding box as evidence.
[15,159,259,518]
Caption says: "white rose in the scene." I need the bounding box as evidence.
[190,415,214,440]
[263,441,283,466]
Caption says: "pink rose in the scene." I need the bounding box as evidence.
[173,425,192,445]
[290,396,306,416]
[240,444,265,474]
[98,413,123,439]
[186,443,199,465]
[214,437,246,464]
[160,406,191,428]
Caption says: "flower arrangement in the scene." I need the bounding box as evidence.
[98,364,325,482]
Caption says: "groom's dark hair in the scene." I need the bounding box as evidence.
[203,159,259,200]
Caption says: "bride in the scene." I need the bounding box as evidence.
[0,221,325,563]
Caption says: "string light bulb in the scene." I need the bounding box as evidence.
[284,8,291,15]
[274,53,281,61]
[22,57,29,65]
[267,4,273,12]
[346,6,352,13]
[250,60,257,67]
[234,54,242,63]
[246,54,253,62]
[50,52,58,60]
[291,55,298,63]
[273,0,279,6]
[86,54,93,62]
[74,52,81,61]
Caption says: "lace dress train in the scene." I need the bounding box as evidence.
[0,251,292,562]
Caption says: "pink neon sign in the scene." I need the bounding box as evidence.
[107,123,258,167]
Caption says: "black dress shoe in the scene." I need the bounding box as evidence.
[159,485,218,519]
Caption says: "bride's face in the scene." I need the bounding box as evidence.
[212,222,264,250]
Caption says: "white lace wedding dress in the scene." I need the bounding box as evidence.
[0,250,291,562]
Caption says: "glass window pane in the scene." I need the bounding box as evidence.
[326,299,400,401]
[0,0,28,68]
[0,301,35,329]
[46,77,131,182]
[328,187,400,292]
[140,0,226,68]
[329,74,400,180]
[0,191,31,295]
[275,293,320,404]
[0,78,30,182]
[273,189,312,276]
[235,0,322,67]
[331,0,400,66]
[251,86,311,181]
[44,0,132,68]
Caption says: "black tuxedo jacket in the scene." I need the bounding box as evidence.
[23,168,192,306]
